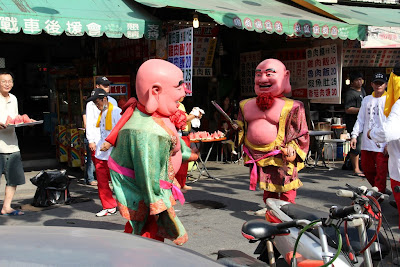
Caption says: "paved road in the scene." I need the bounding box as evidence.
[1,160,399,265]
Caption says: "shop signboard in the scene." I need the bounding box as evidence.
[240,51,261,96]
[0,0,161,40]
[343,48,400,67]
[134,0,366,40]
[168,27,193,95]
[193,36,217,68]
[307,44,341,104]
[361,26,400,49]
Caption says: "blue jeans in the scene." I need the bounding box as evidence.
[84,138,95,184]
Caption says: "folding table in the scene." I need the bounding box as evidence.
[187,137,226,183]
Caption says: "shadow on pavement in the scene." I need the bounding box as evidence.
[43,218,124,231]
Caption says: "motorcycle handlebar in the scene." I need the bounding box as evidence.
[369,187,389,201]
[330,205,361,219]
[338,184,389,201]
[336,189,354,198]
[346,184,367,195]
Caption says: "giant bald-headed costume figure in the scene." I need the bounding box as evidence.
[105,59,198,245]
[236,59,309,203]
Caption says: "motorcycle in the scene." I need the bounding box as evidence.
[218,184,396,267]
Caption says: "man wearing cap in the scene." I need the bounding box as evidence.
[350,73,388,193]
[85,76,117,185]
[344,71,367,177]
[368,64,400,232]
[87,88,121,216]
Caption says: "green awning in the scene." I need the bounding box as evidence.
[135,0,366,40]
[292,0,400,27]
[0,0,161,39]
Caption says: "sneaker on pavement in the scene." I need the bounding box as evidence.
[87,181,98,186]
[96,207,117,217]
[107,207,117,214]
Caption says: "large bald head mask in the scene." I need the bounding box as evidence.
[254,58,291,97]
[136,59,186,116]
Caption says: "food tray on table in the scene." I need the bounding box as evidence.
[190,137,226,143]
[4,120,43,128]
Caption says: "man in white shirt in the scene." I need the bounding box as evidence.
[85,76,117,186]
[0,70,25,216]
[351,72,389,193]
[368,66,400,230]
[87,88,121,217]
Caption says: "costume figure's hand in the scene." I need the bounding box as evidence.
[350,138,357,150]
[100,141,112,151]
[0,122,6,129]
[89,142,96,152]
[281,145,296,162]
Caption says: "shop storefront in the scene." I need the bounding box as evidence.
[135,0,400,163]
[132,0,377,161]
[0,0,161,167]
[135,0,366,130]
